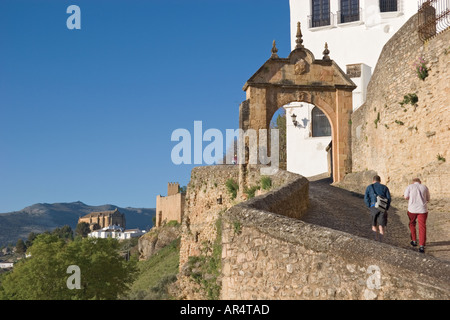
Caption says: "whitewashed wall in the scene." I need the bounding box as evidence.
[284,102,331,177]
[289,0,418,110]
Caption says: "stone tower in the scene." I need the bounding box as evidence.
[167,182,180,196]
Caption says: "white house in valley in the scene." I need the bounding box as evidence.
[0,262,14,269]
[284,0,418,178]
[88,225,146,240]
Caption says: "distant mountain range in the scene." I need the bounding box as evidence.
[0,201,156,247]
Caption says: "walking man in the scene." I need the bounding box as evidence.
[364,175,391,242]
[404,178,430,253]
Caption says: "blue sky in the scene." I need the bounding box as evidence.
[0,0,291,212]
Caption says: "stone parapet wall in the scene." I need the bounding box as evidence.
[350,13,450,199]
[175,165,450,300]
[238,169,309,220]
[178,165,307,270]
[175,165,309,299]
[221,195,450,300]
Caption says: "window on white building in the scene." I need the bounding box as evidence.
[379,0,398,12]
[339,0,360,23]
[310,0,331,28]
[311,107,331,137]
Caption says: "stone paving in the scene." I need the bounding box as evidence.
[302,176,450,263]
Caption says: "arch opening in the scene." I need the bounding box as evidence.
[284,102,333,178]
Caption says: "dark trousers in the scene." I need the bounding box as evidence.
[370,207,387,227]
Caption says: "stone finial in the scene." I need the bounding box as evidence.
[271,40,279,59]
[323,42,330,60]
[296,22,304,49]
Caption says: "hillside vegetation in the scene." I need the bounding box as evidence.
[0,233,137,300]
[124,221,182,300]
[125,237,180,300]
[0,201,155,247]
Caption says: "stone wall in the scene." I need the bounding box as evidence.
[178,165,238,271]
[174,165,450,300]
[349,14,450,199]
[221,188,450,300]
[178,165,306,270]
[175,165,309,299]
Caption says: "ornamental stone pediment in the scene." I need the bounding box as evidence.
[239,22,356,184]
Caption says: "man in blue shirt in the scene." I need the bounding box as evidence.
[364,175,391,242]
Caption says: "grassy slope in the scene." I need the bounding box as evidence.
[126,237,180,300]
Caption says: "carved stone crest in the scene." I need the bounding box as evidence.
[294,59,308,75]
[296,91,309,102]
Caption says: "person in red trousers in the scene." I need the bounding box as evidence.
[404,178,430,253]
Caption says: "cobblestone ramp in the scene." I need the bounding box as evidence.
[302,177,450,262]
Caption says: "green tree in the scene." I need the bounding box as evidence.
[1,234,67,300]
[52,225,74,240]
[25,232,38,248]
[15,239,26,254]
[75,222,91,238]
[0,234,137,300]
[61,237,137,300]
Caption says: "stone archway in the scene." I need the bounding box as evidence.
[239,23,356,186]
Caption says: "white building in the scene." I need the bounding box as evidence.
[88,225,146,240]
[284,102,332,177]
[0,262,14,269]
[290,0,418,110]
[285,0,418,178]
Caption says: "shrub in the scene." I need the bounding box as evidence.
[399,93,418,107]
[233,221,242,235]
[244,185,260,199]
[225,179,239,200]
[166,220,180,227]
[260,176,272,190]
[437,154,446,162]
[374,112,380,129]
[415,57,429,80]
